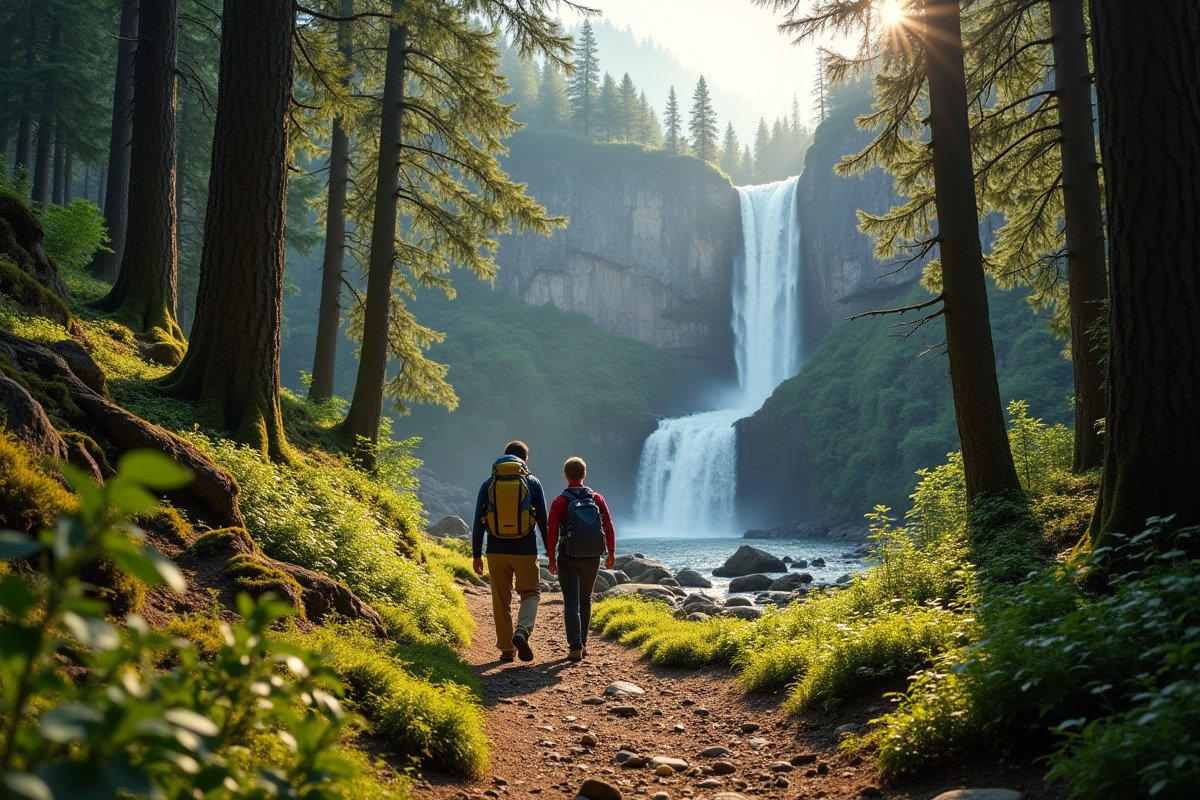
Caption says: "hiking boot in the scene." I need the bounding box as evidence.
[499,651,515,663]
[581,644,588,657]
[567,646,583,662]
[512,628,534,662]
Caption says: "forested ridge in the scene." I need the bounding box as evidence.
[1,1,1199,800]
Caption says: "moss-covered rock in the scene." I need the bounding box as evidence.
[80,555,147,618]
[223,553,305,613]
[0,192,70,326]
[0,427,76,534]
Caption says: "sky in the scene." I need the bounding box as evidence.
[557,0,832,131]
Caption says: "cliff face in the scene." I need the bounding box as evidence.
[494,134,738,369]
[797,84,921,344]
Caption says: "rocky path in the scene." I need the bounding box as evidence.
[408,585,1061,800]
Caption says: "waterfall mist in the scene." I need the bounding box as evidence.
[634,176,803,536]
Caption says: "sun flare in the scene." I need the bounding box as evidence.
[879,0,908,27]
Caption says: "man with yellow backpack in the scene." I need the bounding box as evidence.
[471,440,550,663]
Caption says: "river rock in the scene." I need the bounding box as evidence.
[593,570,616,592]
[811,557,826,567]
[600,568,629,586]
[633,565,675,584]
[649,756,689,771]
[676,569,713,588]
[608,705,638,718]
[711,761,737,775]
[713,545,787,577]
[769,572,812,591]
[931,792,1024,800]
[682,592,718,610]
[576,778,623,800]
[604,681,645,697]
[620,557,671,581]
[686,612,710,621]
[426,516,470,539]
[792,559,808,568]
[699,746,733,758]
[728,573,774,592]
[612,554,643,569]
[755,591,800,606]
[596,584,679,605]
[723,595,754,607]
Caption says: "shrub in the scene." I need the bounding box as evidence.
[0,450,370,799]
[0,428,77,533]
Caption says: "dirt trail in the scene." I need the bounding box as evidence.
[409,586,1061,800]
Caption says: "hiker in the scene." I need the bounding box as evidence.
[546,456,616,661]
[472,440,550,663]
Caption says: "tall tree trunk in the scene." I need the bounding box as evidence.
[95,0,185,363]
[63,146,73,205]
[160,0,295,461]
[339,11,408,455]
[1088,0,1200,553]
[91,0,138,281]
[98,163,107,208]
[1049,0,1108,474]
[176,98,186,264]
[309,0,355,403]
[923,0,1022,501]
[52,127,65,206]
[15,12,37,177]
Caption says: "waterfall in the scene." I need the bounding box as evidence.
[634,176,802,535]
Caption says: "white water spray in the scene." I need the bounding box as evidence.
[634,176,803,535]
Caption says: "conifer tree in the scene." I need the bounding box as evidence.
[569,19,600,138]
[664,86,682,153]
[752,117,769,180]
[811,50,828,125]
[720,122,741,180]
[535,60,571,130]
[688,75,718,163]
[757,0,1024,509]
[617,72,637,142]
[338,0,569,454]
[598,72,619,141]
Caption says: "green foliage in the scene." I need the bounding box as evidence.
[423,536,480,585]
[37,200,111,275]
[184,432,472,648]
[0,429,78,534]
[0,450,374,799]
[870,662,978,777]
[223,553,305,613]
[287,622,488,778]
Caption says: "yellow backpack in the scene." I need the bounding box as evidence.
[484,460,534,538]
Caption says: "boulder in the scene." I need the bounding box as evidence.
[605,569,630,585]
[426,515,470,539]
[676,568,713,588]
[595,583,679,605]
[723,595,754,607]
[634,564,675,584]
[593,570,616,591]
[728,573,774,592]
[769,572,812,592]
[712,545,787,577]
[754,591,798,606]
[721,605,763,620]
[621,557,672,581]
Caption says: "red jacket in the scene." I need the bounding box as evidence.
[546,481,616,559]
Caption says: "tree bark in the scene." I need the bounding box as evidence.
[309,0,355,403]
[923,0,1022,501]
[160,0,295,462]
[62,146,73,205]
[31,23,61,210]
[1088,0,1200,551]
[339,11,408,454]
[91,0,138,282]
[52,127,65,207]
[95,0,185,364]
[14,11,38,178]
[1049,0,1108,474]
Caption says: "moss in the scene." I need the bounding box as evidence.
[0,351,85,427]
[187,527,258,559]
[224,553,304,614]
[0,428,77,534]
[156,614,225,665]
[79,555,146,618]
[61,431,113,477]
[0,192,71,324]
[135,504,193,550]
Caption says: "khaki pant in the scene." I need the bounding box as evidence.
[486,553,541,653]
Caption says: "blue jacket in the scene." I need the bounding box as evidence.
[471,456,549,558]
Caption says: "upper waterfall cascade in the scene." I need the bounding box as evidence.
[635,177,804,535]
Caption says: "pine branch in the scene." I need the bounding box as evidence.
[846,292,945,322]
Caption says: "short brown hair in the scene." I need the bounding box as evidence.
[504,440,529,460]
[563,456,587,482]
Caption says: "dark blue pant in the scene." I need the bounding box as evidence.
[558,554,601,647]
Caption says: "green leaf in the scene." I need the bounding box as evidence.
[147,547,187,594]
[163,708,220,737]
[1,771,53,800]
[0,624,43,664]
[39,702,104,742]
[37,762,116,800]
[0,574,38,616]
[106,549,166,590]
[62,612,122,652]
[103,757,155,797]
[115,450,193,491]
[0,530,41,560]
[61,463,103,516]
[52,517,90,565]
[105,480,158,516]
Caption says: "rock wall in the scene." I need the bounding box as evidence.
[494,133,738,371]
[797,83,922,345]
